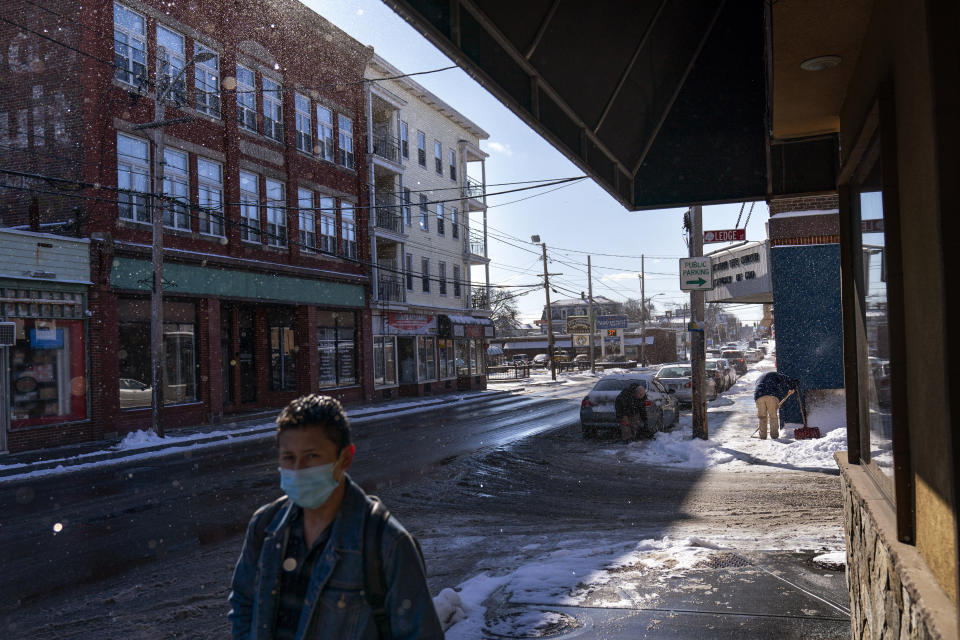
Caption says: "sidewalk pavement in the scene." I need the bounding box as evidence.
[0,388,516,480]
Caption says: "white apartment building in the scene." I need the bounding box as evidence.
[364,55,492,398]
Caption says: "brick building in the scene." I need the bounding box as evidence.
[1,0,376,451]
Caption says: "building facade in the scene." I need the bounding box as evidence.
[1,0,374,451]
[364,55,493,398]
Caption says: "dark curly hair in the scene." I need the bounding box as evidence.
[276,394,351,453]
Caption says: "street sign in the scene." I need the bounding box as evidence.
[596,315,628,329]
[565,315,591,333]
[703,228,746,244]
[679,257,714,291]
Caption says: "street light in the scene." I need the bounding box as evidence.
[135,46,216,436]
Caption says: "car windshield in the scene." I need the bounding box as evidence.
[658,367,691,377]
[593,378,648,391]
[705,361,719,370]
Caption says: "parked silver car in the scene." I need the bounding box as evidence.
[579,373,678,439]
[655,364,717,405]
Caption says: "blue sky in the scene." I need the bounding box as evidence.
[307,0,768,323]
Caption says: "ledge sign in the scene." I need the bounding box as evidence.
[679,257,714,291]
[704,229,746,244]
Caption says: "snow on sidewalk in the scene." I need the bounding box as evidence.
[613,358,848,474]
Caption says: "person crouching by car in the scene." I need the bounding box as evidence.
[228,394,443,640]
[615,382,648,442]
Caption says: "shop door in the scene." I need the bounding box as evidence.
[397,337,417,384]
[1,347,8,452]
[220,313,234,406]
[237,308,257,404]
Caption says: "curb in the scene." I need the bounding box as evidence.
[0,390,516,480]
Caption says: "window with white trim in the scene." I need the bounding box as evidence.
[162,148,190,230]
[298,187,315,252]
[197,158,223,236]
[452,207,459,239]
[262,77,283,142]
[436,202,444,235]
[113,3,146,89]
[239,170,260,242]
[400,121,409,158]
[403,187,412,226]
[417,130,426,167]
[406,253,414,291]
[338,114,354,169]
[194,44,220,117]
[434,140,442,174]
[319,196,336,253]
[157,25,187,105]
[265,178,286,247]
[116,133,150,223]
[341,202,357,259]
[421,257,430,293]
[236,65,257,131]
[449,149,457,180]
[295,93,312,154]
[453,264,461,297]
[316,105,334,161]
[439,261,447,296]
[419,194,428,231]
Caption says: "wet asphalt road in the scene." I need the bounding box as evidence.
[0,383,590,610]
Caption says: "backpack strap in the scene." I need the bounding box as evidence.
[364,496,393,639]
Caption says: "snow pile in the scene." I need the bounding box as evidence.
[115,429,166,450]
[432,588,467,630]
[813,550,847,570]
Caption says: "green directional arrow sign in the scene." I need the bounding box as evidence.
[678,257,715,291]
[685,277,706,286]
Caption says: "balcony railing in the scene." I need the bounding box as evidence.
[374,192,404,233]
[378,276,404,302]
[471,288,490,311]
[462,176,484,199]
[465,232,486,256]
[372,134,401,163]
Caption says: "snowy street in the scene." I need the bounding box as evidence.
[3,354,850,638]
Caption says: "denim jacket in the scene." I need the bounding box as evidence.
[228,476,444,639]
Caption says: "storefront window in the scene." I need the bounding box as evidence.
[438,339,456,378]
[270,328,297,392]
[456,339,469,376]
[418,336,436,381]
[117,299,197,408]
[8,318,87,426]
[374,336,397,386]
[318,311,356,387]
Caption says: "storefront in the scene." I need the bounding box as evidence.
[0,229,91,453]
[372,311,438,397]
[441,314,493,391]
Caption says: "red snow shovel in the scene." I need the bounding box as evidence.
[781,386,820,439]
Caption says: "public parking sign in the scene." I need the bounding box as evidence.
[679,257,714,291]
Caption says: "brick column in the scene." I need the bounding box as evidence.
[296,305,318,393]
[200,298,223,422]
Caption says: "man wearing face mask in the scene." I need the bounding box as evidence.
[228,394,443,639]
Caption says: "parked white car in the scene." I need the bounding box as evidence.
[655,363,717,405]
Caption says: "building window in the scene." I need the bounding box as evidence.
[338,114,354,169]
[113,3,147,89]
[197,158,224,236]
[374,336,397,386]
[236,64,257,131]
[434,140,442,174]
[449,149,457,180]
[262,77,283,142]
[399,121,409,158]
[419,195,428,231]
[436,202,444,235]
[341,202,357,259]
[318,197,336,253]
[7,316,88,427]
[417,130,426,167]
[438,261,447,295]
[418,336,436,381]
[265,178,286,247]
[269,310,297,392]
[117,298,196,407]
[453,264,461,297]
[194,43,220,117]
[239,170,260,243]
[438,339,456,379]
[156,25,187,105]
[421,257,430,293]
[403,187,412,226]
[295,93,312,154]
[406,253,414,291]
[117,133,150,223]
[298,187,315,252]
[452,207,459,239]
[316,105,334,161]
[162,148,190,230]
[318,311,356,387]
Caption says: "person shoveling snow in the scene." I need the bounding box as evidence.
[753,371,799,439]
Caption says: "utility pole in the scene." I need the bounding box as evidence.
[690,205,708,439]
[150,47,168,437]
[588,255,595,374]
[541,242,556,381]
[640,255,646,366]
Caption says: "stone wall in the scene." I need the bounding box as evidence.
[838,455,957,639]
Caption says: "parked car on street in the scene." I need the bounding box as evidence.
[580,372,678,439]
[721,349,748,375]
[655,363,717,405]
[532,353,550,367]
[705,359,728,392]
[715,357,737,389]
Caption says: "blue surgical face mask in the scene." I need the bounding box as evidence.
[279,463,339,509]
